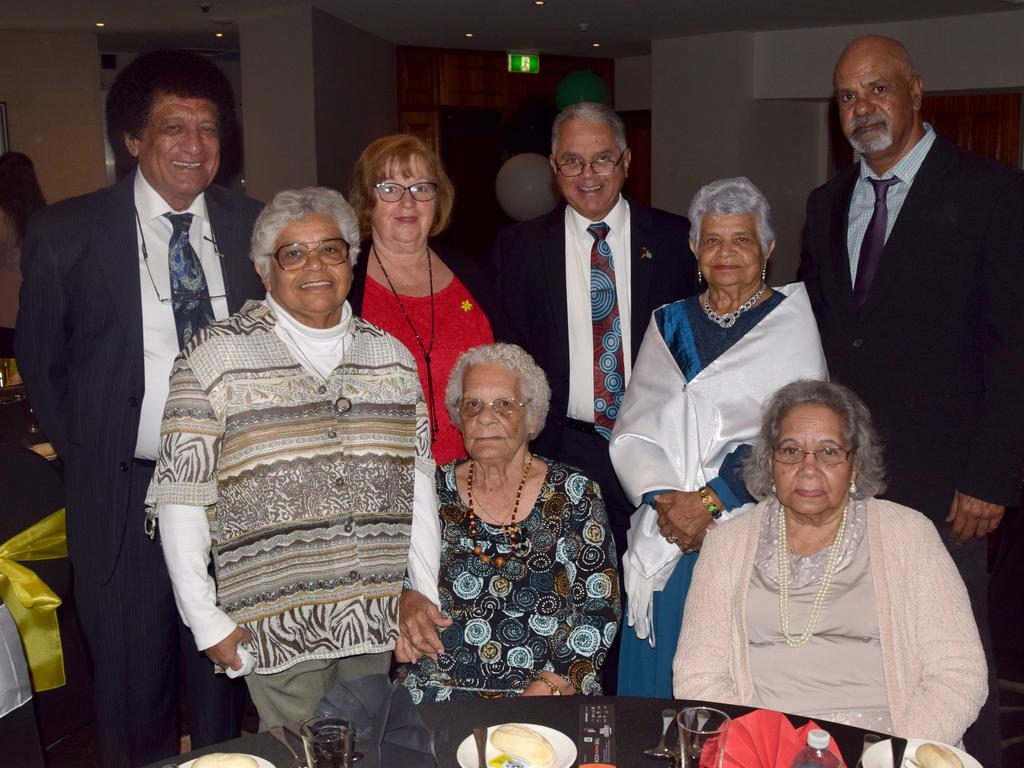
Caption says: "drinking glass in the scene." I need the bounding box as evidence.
[300,716,354,768]
[677,706,730,768]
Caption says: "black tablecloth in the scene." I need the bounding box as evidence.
[143,695,884,767]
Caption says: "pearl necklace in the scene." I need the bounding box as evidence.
[466,454,533,568]
[702,284,766,329]
[777,501,848,648]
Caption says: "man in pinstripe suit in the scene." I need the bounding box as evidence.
[15,51,264,767]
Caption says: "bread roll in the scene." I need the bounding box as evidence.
[191,754,260,768]
[490,724,556,767]
[915,743,965,768]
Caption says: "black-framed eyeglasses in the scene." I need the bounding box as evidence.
[272,238,350,271]
[374,181,439,203]
[459,397,528,419]
[134,207,226,305]
[555,149,628,177]
[773,446,852,467]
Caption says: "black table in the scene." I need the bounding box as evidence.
[143,696,883,767]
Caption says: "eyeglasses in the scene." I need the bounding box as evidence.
[773,446,852,466]
[459,397,528,419]
[555,149,628,177]
[374,182,439,203]
[272,238,350,271]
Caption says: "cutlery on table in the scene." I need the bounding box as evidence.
[853,733,882,768]
[473,725,488,768]
[643,708,678,760]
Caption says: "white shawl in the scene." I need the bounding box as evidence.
[609,282,828,642]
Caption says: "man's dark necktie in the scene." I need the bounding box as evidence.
[853,176,900,308]
[165,212,214,349]
[587,221,624,440]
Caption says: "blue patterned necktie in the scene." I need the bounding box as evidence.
[165,212,215,349]
[587,221,624,440]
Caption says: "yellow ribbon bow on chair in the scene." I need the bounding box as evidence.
[0,508,68,691]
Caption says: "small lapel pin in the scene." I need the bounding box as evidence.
[640,247,653,260]
[460,299,473,312]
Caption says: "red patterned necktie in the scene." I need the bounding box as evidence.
[587,221,624,440]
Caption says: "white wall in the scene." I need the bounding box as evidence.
[0,31,106,203]
[614,55,652,112]
[239,5,318,202]
[651,9,1024,281]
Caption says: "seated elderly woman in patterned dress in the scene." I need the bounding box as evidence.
[396,343,621,701]
[146,187,440,727]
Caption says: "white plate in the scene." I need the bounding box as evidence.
[456,723,577,768]
[862,738,981,768]
[181,756,277,768]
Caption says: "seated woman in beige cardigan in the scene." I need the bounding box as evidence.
[674,379,985,744]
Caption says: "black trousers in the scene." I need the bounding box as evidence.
[73,460,246,768]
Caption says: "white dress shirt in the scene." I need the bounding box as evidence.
[565,195,633,422]
[135,170,231,460]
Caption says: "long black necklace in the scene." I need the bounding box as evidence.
[373,245,439,440]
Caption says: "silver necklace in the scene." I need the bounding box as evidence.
[777,501,848,648]
[278,325,352,415]
[702,284,766,329]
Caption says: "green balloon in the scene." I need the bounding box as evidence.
[555,70,610,110]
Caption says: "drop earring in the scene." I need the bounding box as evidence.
[761,260,767,285]
[849,479,857,494]
[697,263,704,286]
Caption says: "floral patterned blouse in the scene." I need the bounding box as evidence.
[402,458,621,702]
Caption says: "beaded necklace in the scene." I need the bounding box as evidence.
[777,501,848,648]
[373,245,439,440]
[466,454,533,568]
[702,283,766,329]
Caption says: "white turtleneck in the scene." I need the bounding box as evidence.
[158,296,441,659]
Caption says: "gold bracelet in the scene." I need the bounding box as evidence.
[535,673,562,696]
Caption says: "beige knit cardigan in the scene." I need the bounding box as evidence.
[673,498,986,744]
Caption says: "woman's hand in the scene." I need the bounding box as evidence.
[203,625,253,670]
[398,588,451,662]
[521,671,576,696]
[653,490,716,552]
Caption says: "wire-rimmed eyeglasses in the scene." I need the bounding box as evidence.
[374,182,439,203]
[773,446,852,466]
[272,238,351,271]
[459,397,529,419]
[555,149,628,177]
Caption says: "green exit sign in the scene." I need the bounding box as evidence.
[508,53,540,74]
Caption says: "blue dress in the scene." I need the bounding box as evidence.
[616,292,782,698]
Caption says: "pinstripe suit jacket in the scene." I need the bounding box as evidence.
[15,172,264,583]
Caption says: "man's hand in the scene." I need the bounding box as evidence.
[946,490,1005,544]
[398,588,451,662]
[653,490,715,552]
[203,625,253,670]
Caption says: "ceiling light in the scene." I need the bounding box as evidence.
[534,1,545,5]
[592,42,600,48]
[215,32,224,38]
[465,32,474,38]
[95,22,106,28]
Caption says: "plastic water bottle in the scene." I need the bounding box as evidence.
[790,729,841,768]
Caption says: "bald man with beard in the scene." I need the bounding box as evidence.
[799,35,1024,766]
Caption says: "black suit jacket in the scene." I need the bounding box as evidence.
[799,134,1024,517]
[15,173,264,583]
[489,199,697,456]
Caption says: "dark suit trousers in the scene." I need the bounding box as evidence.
[73,460,245,767]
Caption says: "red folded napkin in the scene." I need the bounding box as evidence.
[715,709,846,768]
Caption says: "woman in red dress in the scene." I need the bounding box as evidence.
[348,135,512,465]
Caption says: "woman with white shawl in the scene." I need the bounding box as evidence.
[609,177,828,697]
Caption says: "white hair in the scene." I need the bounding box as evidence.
[250,187,361,276]
[551,102,626,155]
[688,176,775,254]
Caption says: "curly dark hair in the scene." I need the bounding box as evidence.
[105,50,237,151]
[0,152,46,241]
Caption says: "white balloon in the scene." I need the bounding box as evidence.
[495,153,561,222]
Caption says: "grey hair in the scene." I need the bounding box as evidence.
[551,101,627,155]
[688,176,775,254]
[743,379,887,500]
[444,343,551,440]
[250,187,362,276]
